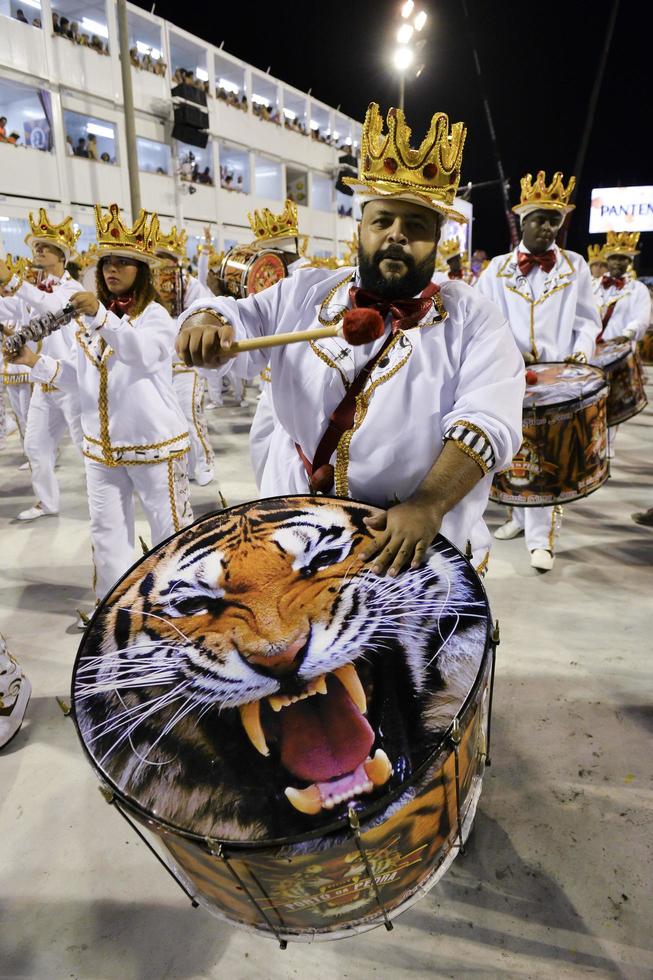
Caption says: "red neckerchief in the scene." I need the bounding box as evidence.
[601,275,626,291]
[348,280,440,333]
[37,281,54,293]
[517,250,556,276]
[448,269,464,280]
[107,293,136,316]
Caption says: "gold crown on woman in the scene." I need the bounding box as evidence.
[342,103,467,222]
[25,208,80,260]
[151,216,188,260]
[603,230,640,257]
[587,243,605,262]
[512,171,576,216]
[248,199,299,244]
[94,203,160,265]
[438,237,463,260]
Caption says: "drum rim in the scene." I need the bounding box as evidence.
[523,361,608,410]
[70,493,493,849]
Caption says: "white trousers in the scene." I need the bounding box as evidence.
[23,386,83,513]
[172,370,214,478]
[6,383,32,441]
[510,505,559,553]
[85,455,193,601]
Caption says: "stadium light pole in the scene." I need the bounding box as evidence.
[392,3,427,112]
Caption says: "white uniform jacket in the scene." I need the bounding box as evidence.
[592,277,651,342]
[477,243,601,360]
[180,267,525,556]
[30,300,189,466]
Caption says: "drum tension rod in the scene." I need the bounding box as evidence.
[485,621,500,767]
[449,719,466,856]
[98,786,200,909]
[55,696,72,716]
[210,843,288,950]
[347,807,393,931]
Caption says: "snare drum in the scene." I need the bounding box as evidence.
[72,496,495,943]
[590,340,648,425]
[219,245,287,298]
[490,363,609,507]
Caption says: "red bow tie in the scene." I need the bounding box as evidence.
[107,293,135,316]
[601,275,626,290]
[348,281,440,333]
[37,281,54,293]
[448,269,464,280]
[517,250,556,276]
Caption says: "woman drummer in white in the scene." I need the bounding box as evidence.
[10,204,192,602]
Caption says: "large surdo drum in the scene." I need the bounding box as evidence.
[490,362,609,507]
[72,496,495,943]
[589,339,648,426]
[218,245,287,299]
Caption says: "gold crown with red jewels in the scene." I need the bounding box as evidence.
[248,199,299,245]
[438,237,463,260]
[151,217,188,259]
[342,102,467,222]
[587,244,605,262]
[94,203,160,265]
[25,208,80,259]
[512,171,576,216]
[603,230,640,257]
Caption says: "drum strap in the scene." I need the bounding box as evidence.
[598,300,617,341]
[296,330,396,494]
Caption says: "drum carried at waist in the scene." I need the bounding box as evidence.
[490,362,609,507]
[218,245,287,299]
[589,339,648,426]
[637,328,653,367]
[71,495,495,943]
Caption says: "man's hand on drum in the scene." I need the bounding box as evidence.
[360,501,443,577]
[176,312,236,368]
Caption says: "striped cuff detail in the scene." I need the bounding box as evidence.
[444,421,495,474]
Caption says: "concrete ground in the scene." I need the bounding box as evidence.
[1,385,652,980]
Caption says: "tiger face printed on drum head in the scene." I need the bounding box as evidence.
[72,497,489,842]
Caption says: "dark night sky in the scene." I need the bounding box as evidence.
[137,0,650,269]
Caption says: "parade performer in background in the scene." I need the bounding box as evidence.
[10,204,192,602]
[438,236,472,282]
[246,199,305,486]
[0,257,33,462]
[0,210,84,522]
[587,243,608,282]
[592,232,651,343]
[177,103,524,575]
[477,171,601,571]
[153,219,216,487]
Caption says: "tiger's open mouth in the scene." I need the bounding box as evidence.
[238,664,393,816]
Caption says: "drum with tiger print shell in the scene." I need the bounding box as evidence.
[72,496,494,941]
[490,362,610,507]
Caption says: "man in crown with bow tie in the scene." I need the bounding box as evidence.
[176,103,524,576]
[0,209,83,525]
[592,232,650,344]
[477,172,601,571]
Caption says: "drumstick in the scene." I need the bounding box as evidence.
[182,308,386,356]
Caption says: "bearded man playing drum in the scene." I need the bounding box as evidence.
[177,103,524,576]
[477,172,601,572]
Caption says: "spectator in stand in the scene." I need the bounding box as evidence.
[52,11,60,32]
[100,151,112,163]
[87,134,98,161]
[75,137,89,158]
[89,35,104,54]
[33,17,41,28]
[65,135,75,156]
[199,166,212,185]
[15,9,28,23]
[0,117,7,141]
[58,16,70,36]
[7,133,20,145]
[129,46,141,68]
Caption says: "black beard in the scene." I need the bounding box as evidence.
[358,244,436,299]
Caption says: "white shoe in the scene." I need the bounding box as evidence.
[75,610,90,631]
[239,399,248,408]
[195,468,214,487]
[18,460,30,471]
[4,417,18,437]
[531,549,554,572]
[494,519,524,540]
[0,640,31,749]
[204,401,217,410]
[17,504,57,522]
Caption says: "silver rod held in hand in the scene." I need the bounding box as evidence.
[3,304,77,357]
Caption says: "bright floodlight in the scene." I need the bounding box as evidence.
[401,0,414,18]
[397,23,414,43]
[393,46,414,71]
[414,10,427,30]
